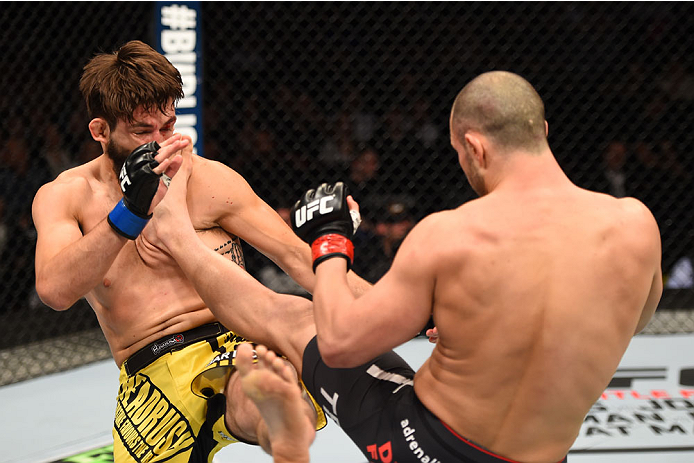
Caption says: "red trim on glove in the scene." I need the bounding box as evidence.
[311,234,354,270]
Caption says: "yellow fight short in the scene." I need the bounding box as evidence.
[112,323,326,463]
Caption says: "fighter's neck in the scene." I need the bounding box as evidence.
[94,154,121,189]
[487,150,570,194]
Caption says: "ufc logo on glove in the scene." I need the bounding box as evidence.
[294,195,335,227]
[291,183,357,272]
[119,164,132,191]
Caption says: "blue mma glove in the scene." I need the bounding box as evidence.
[108,141,162,239]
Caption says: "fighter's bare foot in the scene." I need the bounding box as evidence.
[236,343,315,463]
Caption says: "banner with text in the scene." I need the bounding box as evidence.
[571,335,694,454]
[155,1,203,157]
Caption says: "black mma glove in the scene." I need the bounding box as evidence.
[291,182,355,272]
[107,141,162,239]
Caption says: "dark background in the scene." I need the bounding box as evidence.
[0,2,692,357]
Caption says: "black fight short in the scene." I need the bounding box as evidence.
[301,336,568,463]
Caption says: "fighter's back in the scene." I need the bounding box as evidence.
[415,184,662,462]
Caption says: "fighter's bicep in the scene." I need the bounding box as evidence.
[32,185,84,270]
[197,162,294,249]
[366,226,436,334]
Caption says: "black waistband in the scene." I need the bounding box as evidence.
[413,393,568,463]
[123,322,229,376]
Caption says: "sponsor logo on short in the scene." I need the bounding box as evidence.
[366,441,393,463]
[217,430,235,442]
[320,388,340,427]
[151,334,184,355]
[207,350,233,367]
[400,419,441,463]
[115,374,194,462]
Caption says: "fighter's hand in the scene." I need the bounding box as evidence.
[107,135,188,240]
[346,195,362,234]
[425,327,439,344]
[291,182,356,272]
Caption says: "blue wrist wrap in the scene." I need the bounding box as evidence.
[107,199,151,240]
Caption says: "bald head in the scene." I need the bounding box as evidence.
[451,71,547,153]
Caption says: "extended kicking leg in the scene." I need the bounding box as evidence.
[236,343,316,463]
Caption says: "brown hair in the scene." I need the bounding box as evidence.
[79,40,183,128]
[451,71,547,153]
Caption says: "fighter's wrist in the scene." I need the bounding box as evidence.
[107,199,151,240]
[311,234,353,272]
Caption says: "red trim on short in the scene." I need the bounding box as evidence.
[438,421,519,463]
[439,420,565,463]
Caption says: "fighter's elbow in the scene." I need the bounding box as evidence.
[35,277,73,311]
[317,336,362,368]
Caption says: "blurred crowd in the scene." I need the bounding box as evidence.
[0,54,694,316]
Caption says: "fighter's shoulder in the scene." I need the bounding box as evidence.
[403,208,467,247]
[614,196,660,237]
[596,193,658,231]
[33,164,93,207]
[189,156,248,189]
[584,192,661,253]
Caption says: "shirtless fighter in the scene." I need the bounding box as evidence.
[151,71,663,463]
[31,40,368,462]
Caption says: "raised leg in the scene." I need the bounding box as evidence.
[236,343,316,463]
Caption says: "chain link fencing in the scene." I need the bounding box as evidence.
[1,2,693,386]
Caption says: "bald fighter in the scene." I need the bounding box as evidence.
[149,71,661,463]
[32,40,368,463]
[288,71,662,462]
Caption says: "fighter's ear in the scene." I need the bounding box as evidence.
[88,118,110,144]
[464,132,486,167]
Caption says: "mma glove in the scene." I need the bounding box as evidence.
[107,141,162,239]
[291,182,359,272]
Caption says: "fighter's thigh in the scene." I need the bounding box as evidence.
[252,293,316,371]
[301,336,415,431]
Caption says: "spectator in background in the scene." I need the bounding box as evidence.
[412,97,440,149]
[0,196,11,313]
[0,197,8,258]
[318,111,355,173]
[319,89,379,175]
[294,91,325,156]
[658,60,694,103]
[233,95,263,170]
[340,89,378,146]
[0,116,49,311]
[244,127,279,200]
[346,146,382,225]
[74,139,101,165]
[377,104,419,195]
[599,140,630,198]
[256,206,311,298]
[41,122,77,179]
[352,198,415,284]
[64,108,92,154]
[0,118,49,216]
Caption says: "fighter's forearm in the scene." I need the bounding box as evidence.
[312,259,362,366]
[36,219,127,310]
[277,243,371,297]
[346,270,372,297]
